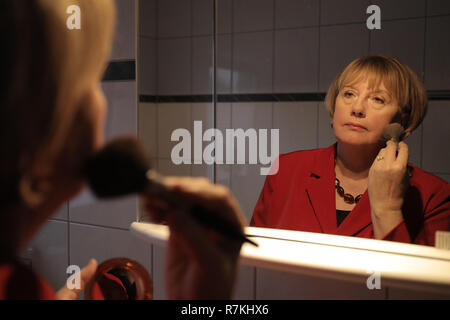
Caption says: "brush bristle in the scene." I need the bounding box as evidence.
[381,123,405,142]
[84,136,152,198]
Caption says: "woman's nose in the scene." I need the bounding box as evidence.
[351,98,366,118]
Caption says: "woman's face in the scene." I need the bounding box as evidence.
[332,78,400,147]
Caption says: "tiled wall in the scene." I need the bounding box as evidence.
[138,0,450,224]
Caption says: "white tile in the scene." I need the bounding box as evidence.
[69,189,138,230]
[192,0,233,35]
[152,245,167,299]
[318,102,336,148]
[102,81,137,140]
[51,202,69,221]
[274,28,319,93]
[233,265,255,299]
[110,0,136,60]
[138,103,158,158]
[422,101,450,173]
[231,164,267,223]
[69,223,152,298]
[319,24,369,91]
[217,35,233,94]
[157,0,191,38]
[28,220,68,291]
[233,0,274,33]
[404,124,422,168]
[370,0,426,20]
[273,102,318,154]
[275,0,319,29]
[157,38,191,95]
[425,16,450,90]
[157,159,192,177]
[256,268,386,299]
[370,19,425,81]
[232,31,273,93]
[138,37,157,95]
[192,36,214,95]
[321,0,370,25]
[157,103,192,159]
[139,0,156,38]
[427,0,450,16]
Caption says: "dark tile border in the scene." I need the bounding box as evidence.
[102,60,136,81]
[139,91,450,103]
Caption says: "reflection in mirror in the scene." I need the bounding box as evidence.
[136,1,450,248]
[85,258,153,300]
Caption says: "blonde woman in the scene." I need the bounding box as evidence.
[251,55,449,246]
[0,0,243,299]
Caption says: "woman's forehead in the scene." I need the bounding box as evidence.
[341,70,392,92]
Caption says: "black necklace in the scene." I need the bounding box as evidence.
[335,177,363,204]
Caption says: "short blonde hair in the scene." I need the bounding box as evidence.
[324,55,428,136]
[0,0,115,207]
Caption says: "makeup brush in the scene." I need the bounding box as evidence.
[84,136,258,247]
[381,123,405,143]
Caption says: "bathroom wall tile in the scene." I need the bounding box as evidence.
[230,102,273,221]
[157,159,192,177]
[422,101,450,173]
[102,81,137,140]
[192,36,213,95]
[69,223,152,298]
[424,16,450,90]
[427,0,450,16]
[231,163,267,223]
[256,268,386,299]
[321,0,371,25]
[404,124,422,168]
[69,190,138,230]
[110,0,136,60]
[157,38,191,95]
[275,0,319,29]
[51,202,69,221]
[370,0,426,20]
[192,0,233,35]
[233,265,256,299]
[139,0,156,38]
[273,102,318,154]
[233,0,274,33]
[157,103,192,159]
[138,37,157,95]
[152,245,166,299]
[435,174,450,183]
[319,24,369,91]
[274,28,319,93]
[192,35,232,94]
[138,102,158,157]
[157,0,191,38]
[318,102,336,148]
[232,31,273,93]
[370,19,425,81]
[28,220,68,291]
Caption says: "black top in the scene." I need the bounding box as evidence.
[336,209,351,227]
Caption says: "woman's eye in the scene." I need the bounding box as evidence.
[373,97,385,104]
[343,91,354,98]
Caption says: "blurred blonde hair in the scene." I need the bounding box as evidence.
[324,55,428,137]
[0,0,115,208]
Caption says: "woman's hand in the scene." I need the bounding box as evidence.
[368,139,409,239]
[142,177,245,300]
[55,259,98,300]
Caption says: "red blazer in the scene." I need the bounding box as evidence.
[250,144,450,246]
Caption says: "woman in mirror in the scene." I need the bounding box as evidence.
[0,0,243,300]
[251,55,449,246]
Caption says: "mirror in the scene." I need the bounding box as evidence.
[137,1,450,248]
[85,258,153,300]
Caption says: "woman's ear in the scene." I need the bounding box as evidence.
[18,171,51,209]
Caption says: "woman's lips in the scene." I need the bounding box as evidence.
[344,122,367,131]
